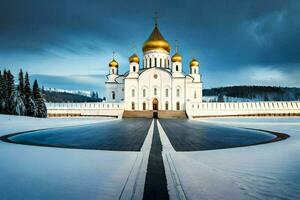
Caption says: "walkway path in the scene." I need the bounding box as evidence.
[143,119,169,200]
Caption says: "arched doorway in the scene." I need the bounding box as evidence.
[152,98,158,118]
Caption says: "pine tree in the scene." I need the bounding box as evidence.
[33,80,47,118]
[6,70,15,114]
[10,90,26,115]
[18,69,25,95]
[0,70,4,113]
[1,70,8,113]
[6,70,14,98]
[24,72,36,116]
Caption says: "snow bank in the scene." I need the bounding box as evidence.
[170,117,300,200]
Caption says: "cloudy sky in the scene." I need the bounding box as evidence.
[0,0,299,96]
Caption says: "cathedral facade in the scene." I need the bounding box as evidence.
[105,22,202,112]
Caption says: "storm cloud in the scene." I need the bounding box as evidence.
[0,0,299,94]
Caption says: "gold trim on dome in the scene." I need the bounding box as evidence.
[129,53,139,63]
[142,25,171,53]
[172,53,182,62]
[109,59,118,68]
[190,58,199,67]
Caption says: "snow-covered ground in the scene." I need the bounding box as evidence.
[1,115,299,199]
[0,115,148,200]
[166,117,300,200]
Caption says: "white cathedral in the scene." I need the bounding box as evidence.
[105,21,202,113]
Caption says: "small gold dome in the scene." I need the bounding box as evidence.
[129,54,139,63]
[143,25,171,53]
[172,53,182,62]
[190,58,200,67]
[109,59,118,68]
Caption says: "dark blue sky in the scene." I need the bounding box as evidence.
[0,0,299,96]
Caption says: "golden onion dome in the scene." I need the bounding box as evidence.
[129,53,139,63]
[142,25,171,53]
[171,53,182,62]
[109,59,118,68]
[190,58,200,67]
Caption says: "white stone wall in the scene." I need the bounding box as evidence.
[186,101,300,118]
[46,102,124,118]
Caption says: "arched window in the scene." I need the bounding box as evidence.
[167,59,169,67]
[165,89,169,97]
[143,102,146,110]
[112,69,115,74]
[154,58,157,67]
[112,91,115,100]
[176,65,179,71]
[165,102,169,110]
[176,88,180,97]
[133,66,136,72]
[154,88,157,95]
[131,102,135,110]
[194,69,197,74]
[194,91,197,99]
[132,89,135,97]
[176,102,180,110]
[149,58,152,67]
[160,58,162,67]
[143,89,146,97]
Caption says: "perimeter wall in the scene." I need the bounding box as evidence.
[186,101,300,118]
[46,101,300,118]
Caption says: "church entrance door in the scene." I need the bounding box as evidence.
[152,98,158,118]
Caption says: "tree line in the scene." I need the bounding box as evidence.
[0,69,47,117]
[203,86,300,101]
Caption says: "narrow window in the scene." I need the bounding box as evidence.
[143,89,146,97]
[167,59,169,67]
[131,102,135,110]
[165,89,169,97]
[112,91,115,100]
[155,58,157,67]
[194,91,197,99]
[133,66,136,72]
[165,102,169,110]
[176,88,180,97]
[143,102,146,110]
[154,88,157,95]
[165,58,167,67]
[176,65,179,71]
[160,58,162,67]
[112,69,115,74]
[132,89,135,97]
[149,58,152,67]
[176,102,180,110]
[194,69,196,74]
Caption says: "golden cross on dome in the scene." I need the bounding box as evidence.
[175,40,179,53]
[132,42,137,53]
[154,11,158,26]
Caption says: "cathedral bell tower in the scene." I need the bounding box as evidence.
[129,53,139,73]
[189,58,201,82]
[171,41,183,74]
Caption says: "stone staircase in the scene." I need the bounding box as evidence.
[122,110,187,119]
[122,111,153,118]
[158,111,187,119]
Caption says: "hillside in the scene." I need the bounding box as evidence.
[203,86,300,102]
[44,91,103,103]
